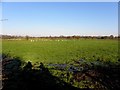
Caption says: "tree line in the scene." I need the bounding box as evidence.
[1,34,120,40]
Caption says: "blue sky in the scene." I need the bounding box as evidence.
[2,2,118,36]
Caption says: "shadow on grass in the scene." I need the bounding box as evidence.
[2,54,120,90]
[2,54,84,90]
[70,60,120,90]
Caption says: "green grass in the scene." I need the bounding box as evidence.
[2,39,118,63]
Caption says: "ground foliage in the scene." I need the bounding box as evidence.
[2,54,84,90]
[2,54,120,90]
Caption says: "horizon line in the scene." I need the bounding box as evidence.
[0,34,120,37]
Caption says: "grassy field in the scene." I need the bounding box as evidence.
[2,38,120,89]
[2,39,118,64]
